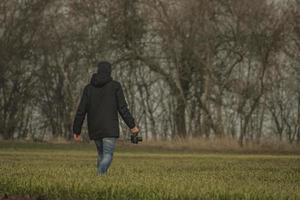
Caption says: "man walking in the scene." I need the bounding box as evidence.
[73,61,139,175]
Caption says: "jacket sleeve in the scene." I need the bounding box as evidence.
[116,83,136,129]
[73,86,89,134]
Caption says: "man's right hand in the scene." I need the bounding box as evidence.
[130,126,140,135]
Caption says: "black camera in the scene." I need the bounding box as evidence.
[131,134,143,144]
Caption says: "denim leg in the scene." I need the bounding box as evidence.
[94,139,104,173]
[95,138,116,175]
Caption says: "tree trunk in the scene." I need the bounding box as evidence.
[297,92,300,144]
[175,96,187,137]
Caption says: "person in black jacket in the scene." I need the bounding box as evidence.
[73,61,140,175]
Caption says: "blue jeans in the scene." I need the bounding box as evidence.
[94,138,116,175]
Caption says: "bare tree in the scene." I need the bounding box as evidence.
[0,0,48,139]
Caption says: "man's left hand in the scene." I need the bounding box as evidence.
[73,134,81,142]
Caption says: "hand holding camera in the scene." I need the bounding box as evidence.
[130,126,142,144]
[130,126,140,135]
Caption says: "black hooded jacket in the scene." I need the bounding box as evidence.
[73,63,135,140]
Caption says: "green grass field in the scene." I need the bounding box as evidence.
[0,142,299,200]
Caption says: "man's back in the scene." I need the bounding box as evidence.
[73,62,136,140]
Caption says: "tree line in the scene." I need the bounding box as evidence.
[0,0,300,146]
